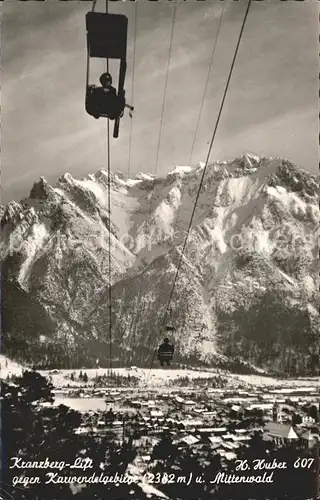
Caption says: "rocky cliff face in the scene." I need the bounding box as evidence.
[1,155,319,375]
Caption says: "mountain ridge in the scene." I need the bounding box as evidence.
[1,154,319,375]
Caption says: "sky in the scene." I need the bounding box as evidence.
[1,0,318,203]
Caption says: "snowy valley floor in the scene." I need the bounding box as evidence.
[0,355,319,390]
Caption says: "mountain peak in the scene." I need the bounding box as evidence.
[267,158,318,198]
[58,172,74,184]
[1,154,318,375]
[29,176,53,200]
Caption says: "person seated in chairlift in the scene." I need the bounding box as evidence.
[157,337,174,367]
[89,72,134,120]
[99,72,117,97]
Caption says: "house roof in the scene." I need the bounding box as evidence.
[264,422,298,439]
[199,427,221,433]
[222,442,235,450]
[301,431,319,441]
[221,451,237,460]
[179,435,200,446]
[209,427,227,433]
[181,419,203,427]
[247,403,274,411]
[208,436,222,444]
[231,405,242,412]
[150,411,163,417]
[209,443,221,450]
[232,435,251,441]
[221,434,235,440]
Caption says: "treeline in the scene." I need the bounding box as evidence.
[168,375,227,388]
[93,373,140,387]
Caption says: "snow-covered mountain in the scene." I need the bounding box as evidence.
[1,154,319,375]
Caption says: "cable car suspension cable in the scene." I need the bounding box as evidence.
[142,7,177,373]
[145,0,251,377]
[162,0,251,327]
[106,120,112,374]
[104,0,112,374]
[154,5,177,178]
[148,5,177,216]
[105,0,109,74]
[119,5,176,374]
[127,1,137,178]
[129,5,223,369]
[85,1,98,90]
[188,2,225,166]
[171,2,225,261]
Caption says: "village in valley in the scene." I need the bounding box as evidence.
[37,366,320,464]
[1,356,319,498]
[2,358,319,454]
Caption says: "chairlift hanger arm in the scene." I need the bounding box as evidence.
[85,1,129,137]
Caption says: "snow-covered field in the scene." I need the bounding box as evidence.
[41,367,225,389]
[46,368,320,390]
[0,356,318,390]
[54,397,107,412]
[232,373,320,388]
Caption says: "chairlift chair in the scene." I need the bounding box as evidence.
[157,316,175,367]
[85,11,128,138]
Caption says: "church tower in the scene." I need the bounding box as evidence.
[272,401,278,422]
[273,401,282,423]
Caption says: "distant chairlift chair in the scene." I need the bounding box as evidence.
[157,325,175,367]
